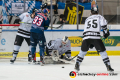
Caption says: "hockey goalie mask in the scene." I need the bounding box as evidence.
[62,36,69,45]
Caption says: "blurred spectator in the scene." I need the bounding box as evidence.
[58,0,66,3]
[66,0,73,3]
[35,0,42,1]
[72,0,76,2]
[57,14,69,24]
[79,0,91,3]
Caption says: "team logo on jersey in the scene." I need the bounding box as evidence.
[26,15,29,17]
[69,71,76,78]
[66,45,69,47]
[39,41,42,45]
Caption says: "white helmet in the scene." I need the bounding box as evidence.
[62,36,69,45]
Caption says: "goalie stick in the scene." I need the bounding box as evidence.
[64,54,78,61]
[58,54,78,63]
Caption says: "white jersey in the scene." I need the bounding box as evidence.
[17,12,33,38]
[83,14,107,40]
[47,38,71,57]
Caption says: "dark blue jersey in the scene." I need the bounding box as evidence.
[31,13,50,33]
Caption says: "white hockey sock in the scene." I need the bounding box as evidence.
[100,51,111,65]
[76,50,87,65]
[29,51,32,57]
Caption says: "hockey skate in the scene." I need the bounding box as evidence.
[10,57,16,64]
[31,54,36,64]
[40,56,45,66]
[105,64,114,72]
[28,57,32,64]
[74,62,80,72]
[28,54,32,62]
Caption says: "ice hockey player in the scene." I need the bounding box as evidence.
[30,9,50,66]
[46,36,71,62]
[36,3,48,14]
[10,8,38,63]
[74,7,114,72]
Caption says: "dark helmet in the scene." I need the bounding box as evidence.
[91,7,98,14]
[32,8,38,13]
[40,3,48,9]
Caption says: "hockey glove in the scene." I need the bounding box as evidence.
[103,29,110,38]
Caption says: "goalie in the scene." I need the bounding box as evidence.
[46,36,72,62]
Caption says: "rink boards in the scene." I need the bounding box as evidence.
[0,25,120,58]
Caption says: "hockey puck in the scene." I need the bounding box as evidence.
[62,66,64,68]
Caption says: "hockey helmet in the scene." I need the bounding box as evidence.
[62,36,69,45]
[91,7,98,14]
[32,8,38,13]
[40,3,48,9]
[43,9,50,14]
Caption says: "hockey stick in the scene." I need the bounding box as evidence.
[49,23,65,29]
[64,54,78,61]
[58,54,78,63]
[58,55,78,63]
[19,22,32,24]
[20,21,66,29]
[48,21,68,29]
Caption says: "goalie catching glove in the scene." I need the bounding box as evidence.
[103,29,110,38]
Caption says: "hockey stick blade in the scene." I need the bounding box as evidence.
[66,55,78,61]
[49,23,64,29]
[49,21,68,29]
[59,55,78,62]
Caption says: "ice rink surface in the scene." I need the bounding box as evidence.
[0,56,120,80]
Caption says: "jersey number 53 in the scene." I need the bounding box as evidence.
[33,16,43,26]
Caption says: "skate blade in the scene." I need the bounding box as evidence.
[37,61,40,65]
[40,62,44,66]
[108,70,114,72]
[74,68,79,73]
[28,62,32,64]
[10,62,14,64]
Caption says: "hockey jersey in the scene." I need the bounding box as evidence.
[47,38,71,57]
[17,12,33,38]
[30,13,50,34]
[83,14,107,40]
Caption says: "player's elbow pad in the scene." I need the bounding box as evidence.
[103,29,110,38]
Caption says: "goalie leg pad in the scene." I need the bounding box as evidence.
[51,50,59,61]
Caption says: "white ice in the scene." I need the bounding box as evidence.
[0,56,120,80]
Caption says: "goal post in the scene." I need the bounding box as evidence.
[0,24,20,42]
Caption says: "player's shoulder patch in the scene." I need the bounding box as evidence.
[26,14,29,17]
